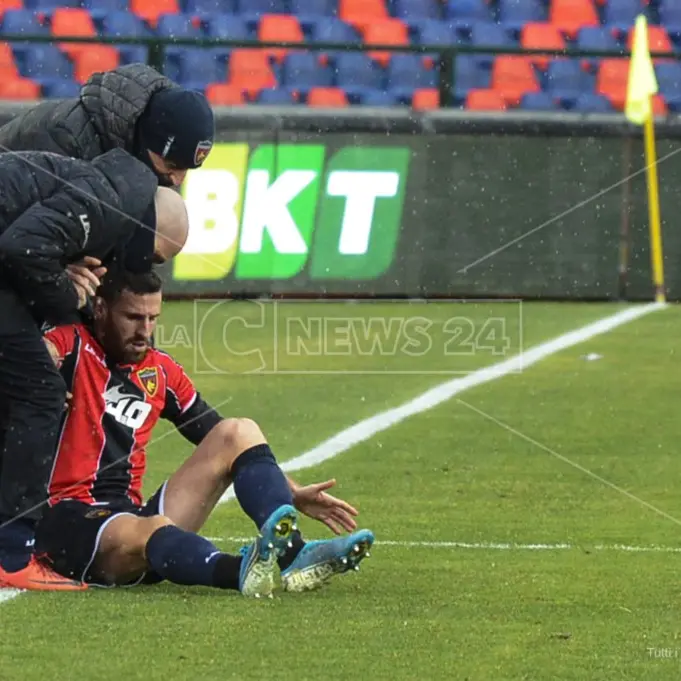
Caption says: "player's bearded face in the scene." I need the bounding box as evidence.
[97,290,162,364]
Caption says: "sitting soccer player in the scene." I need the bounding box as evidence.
[24,268,374,595]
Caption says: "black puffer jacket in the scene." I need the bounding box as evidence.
[0,64,175,160]
[0,149,158,326]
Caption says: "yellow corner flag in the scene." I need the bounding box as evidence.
[625,14,666,303]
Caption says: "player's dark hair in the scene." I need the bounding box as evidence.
[96,268,163,304]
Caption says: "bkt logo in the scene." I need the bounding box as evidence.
[175,143,410,282]
[104,385,151,431]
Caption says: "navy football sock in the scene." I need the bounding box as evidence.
[145,525,241,590]
[0,516,35,572]
[231,444,294,530]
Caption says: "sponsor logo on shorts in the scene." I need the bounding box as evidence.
[85,508,113,519]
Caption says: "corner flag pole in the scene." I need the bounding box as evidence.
[626,14,666,303]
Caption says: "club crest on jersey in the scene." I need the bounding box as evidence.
[137,367,159,397]
[194,140,212,166]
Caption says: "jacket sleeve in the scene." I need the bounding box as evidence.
[0,177,106,326]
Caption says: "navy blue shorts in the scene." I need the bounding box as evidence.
[34,483,167,587]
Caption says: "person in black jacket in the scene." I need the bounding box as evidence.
[0,148,189,590]
[0,63,215,187]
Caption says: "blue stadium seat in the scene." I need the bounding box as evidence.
[497,0,545,33]
[156,13,203,38]
[83,0,129,20]
[452,55,490,104]
[282,52,333,89]
[394,0,440,21]
[257,88,297,103]
[602,0,641,32]
[102,11,150,37]
[386,54,437,99]
[470,21,513,67]
[19,45,74,82]
[290,0,334,18]
[118,46,149,64]
[445,0,491,23]
[205,14,249,40]
[659,1,681,44]
[236,0,286,24]
[519,92,557,110]
[545,59,593,104]
[311,18,361,43]
[573,93,613,112]
[177,47,225,86]
[42,79,81,98]
[184,0,236,15]
[576,26,619,62]
[360,89,400,105]
[415,20,456,46]
[655,63,681,104]
[332,53,383,98]
[2,10,49,37]
[24,0,78,8]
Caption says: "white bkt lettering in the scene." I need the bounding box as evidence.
[104,385,151,430]
[78,214,91,245]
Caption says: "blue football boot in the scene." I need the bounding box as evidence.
[281,529,375,593]
[239,504,298,598]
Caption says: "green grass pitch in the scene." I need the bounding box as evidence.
[1,300,680,681]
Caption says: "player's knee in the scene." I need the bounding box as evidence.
[123,515,175,559]
[218,417,266,462]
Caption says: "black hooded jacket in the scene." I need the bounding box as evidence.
[0,149,158,326]
[0,64,174,161]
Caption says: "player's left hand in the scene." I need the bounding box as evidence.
[292,478,359,535]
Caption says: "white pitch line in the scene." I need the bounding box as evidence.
[218,302,666,505]
[0,589,22,604]
[206,536,681,554]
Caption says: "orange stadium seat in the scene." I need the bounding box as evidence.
[0,0,23,18]
[491,56,540,105]
[258,15,304,61]
[0,42,18,79]
[412,88,439,109]
[626,25,673,58]
[364,19,409,67]
[521,22,566,69]
[550,0,599,37]
[596,58,628,109]
[206,83,245,105]
[339,0,388,31]
[227,49,276,96]
[130,0,179,27]
[51,8,96,59]
[74,46,120,84]
[0,77,39,100]
[307,86,348,107]
[466,89,507,110]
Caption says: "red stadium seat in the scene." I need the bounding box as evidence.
[521,22,566,70]
[130,0,179,27]
[596,58,629,109]
[307,86,348,107]
[0,77,39,100]
[626,25,673,60]
[412,88,439,110]
[74,46,120,84]
[227,49,276,96]
[206,83,245,105]
[0,0,23,18]
[550,0,599,38]
[491,56,540,105]
[466,89,507,110]
[364,19,409,67]
[339,0,388,31]
[258,15,304,61]
[0,42,19,79]
[51,8,96,59]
